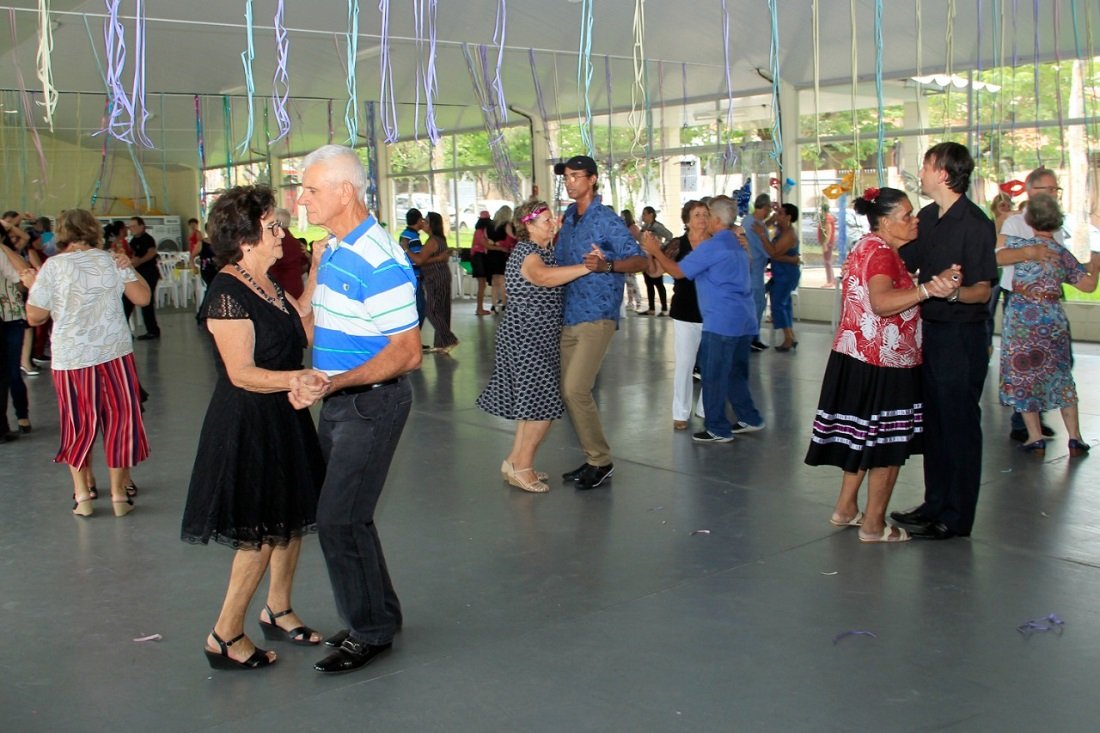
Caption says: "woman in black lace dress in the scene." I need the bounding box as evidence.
[181,186,328,670]
[476,200,593,492]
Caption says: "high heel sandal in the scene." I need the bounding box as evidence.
[72,496,94,517]
[125,480,138,498]
[259,605,321,645]
[500,460,548,482]
[204,629,276,670]
[112,497,135,517]
[508,467,550,494]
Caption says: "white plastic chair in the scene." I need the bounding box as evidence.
[156,257,181,308]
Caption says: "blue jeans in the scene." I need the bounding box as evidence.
[316,379,412,645]
[699,331,762,438]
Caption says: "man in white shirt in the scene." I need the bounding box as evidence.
[995,167,1063,442]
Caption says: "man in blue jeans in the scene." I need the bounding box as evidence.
[742,194,773,352]
[642,197,764,442]
[295,144,422,673]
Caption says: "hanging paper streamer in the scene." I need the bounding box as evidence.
[127,142,152,212]
[462,43,521,200]
[222,95,234,185]
[873,0,885,185]
[101,0,134,142]
[529,49,555,159]
[412,0,440,144]
[344,0,360,144]
[720,0,736,167]
[627,0,646,150]
[766,0,783,167]
[491,0,509,125]
[364,101,380,212]
[8,9,48,195]
[36,0,57,132]
[604,55,615,201]
[270,0,291,142]
[848,0,860,179]
[129,0,152,147]
[733,181,752,217]
[237,0,256,157]
[1050,0,1066,168]
[681,62,689,129]
[159,93,169,210]
[91,95,112,210]
[194,95,208,219]
[576,0,596,156]
[378,0,398,143]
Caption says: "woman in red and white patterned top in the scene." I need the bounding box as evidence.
[805,187,957,544]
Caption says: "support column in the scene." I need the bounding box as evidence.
[778,77,800,206]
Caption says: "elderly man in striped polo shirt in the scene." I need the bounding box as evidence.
[293,145,422,674]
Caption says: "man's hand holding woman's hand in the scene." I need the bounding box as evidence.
[288,369,331,409]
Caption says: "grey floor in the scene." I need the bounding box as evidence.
[3,306,1100,732]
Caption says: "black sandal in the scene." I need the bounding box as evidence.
[259,605,321,645]
[204,629,275,670]
[125,480,138,498]
[88,484,98,500]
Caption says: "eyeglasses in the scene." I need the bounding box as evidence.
[563,172,592,182]
[264,221,284,236]
[1031,185,1063,196]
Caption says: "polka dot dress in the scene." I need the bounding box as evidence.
[476,241,566,421]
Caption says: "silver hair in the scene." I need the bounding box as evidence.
[1025,167,1057,192]
[302,145,368,201]
[274,208,292,227]
[709,197,738,228]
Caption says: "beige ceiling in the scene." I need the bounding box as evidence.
[0,0,1085,170]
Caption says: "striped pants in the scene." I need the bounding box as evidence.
[51,353,150,469]
[421,262,457,348]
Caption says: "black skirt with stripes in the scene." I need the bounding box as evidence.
[804,350,924,472]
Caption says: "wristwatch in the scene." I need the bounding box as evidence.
[605,259,614,273]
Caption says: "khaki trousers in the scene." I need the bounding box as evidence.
[560,320,617,467]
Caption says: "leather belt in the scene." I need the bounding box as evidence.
[324,377,402,401]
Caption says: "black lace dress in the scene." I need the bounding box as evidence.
[181,274,324,549]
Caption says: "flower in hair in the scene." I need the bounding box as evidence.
[862,187,880,203]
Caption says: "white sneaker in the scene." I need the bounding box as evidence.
[732,421,764,434]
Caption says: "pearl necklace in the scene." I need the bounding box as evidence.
[231,263,288,314]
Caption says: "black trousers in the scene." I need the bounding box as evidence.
[123,273,160,336]
[920,320,989,534]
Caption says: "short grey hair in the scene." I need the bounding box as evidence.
[1025,167,1057,192]
[302,144,368,201]
[709,197,738,228]
[274,208,292,227]
[1024,193,1064,233]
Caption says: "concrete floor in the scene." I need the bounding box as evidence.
[3,306,1100,732]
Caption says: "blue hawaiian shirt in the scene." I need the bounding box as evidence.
[555,195,643,325]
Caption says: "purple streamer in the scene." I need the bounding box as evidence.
[413,0,440,144]
[271,0,291,142]
[832,630,877,645]
[1052,0,1066,167]
[462,43,520,200]
[720,0,736,166]
[102,0,134,143]
[378,0,398,143]
[681,62,688,128]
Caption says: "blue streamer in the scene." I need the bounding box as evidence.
[874,0,885,184]
[345,0,360,144]
[491,0,508,124]
[529,49,555,158]
[767,0,783,167]
[237,0,256,157]
[576,0,595,156]
[378,0,398,143]
[720,0,735,165]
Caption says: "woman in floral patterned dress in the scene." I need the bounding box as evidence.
[805,188,957,543]
[999,193,1100,457]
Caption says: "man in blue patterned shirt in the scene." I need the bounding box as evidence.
[553,155,647,490]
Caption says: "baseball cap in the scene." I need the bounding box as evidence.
[553,155,598,176]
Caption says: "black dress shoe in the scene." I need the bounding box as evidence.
[576,463,614,490]
[908,521,962,540]
[314,639,392,673]
[324,629,350,648]
[889,506,934,527]
[561,463,591,482]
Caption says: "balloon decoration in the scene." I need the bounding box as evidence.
[899,171,920,194]
[733,180,752,217]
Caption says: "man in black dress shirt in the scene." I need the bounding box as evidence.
[892,142,997,540]
[126,217,161,339]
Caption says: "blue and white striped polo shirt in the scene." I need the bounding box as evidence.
[311,216,418,375]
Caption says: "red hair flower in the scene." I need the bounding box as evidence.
[862,187,880,202]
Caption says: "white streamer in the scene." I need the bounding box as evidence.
[36,0,57,132]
